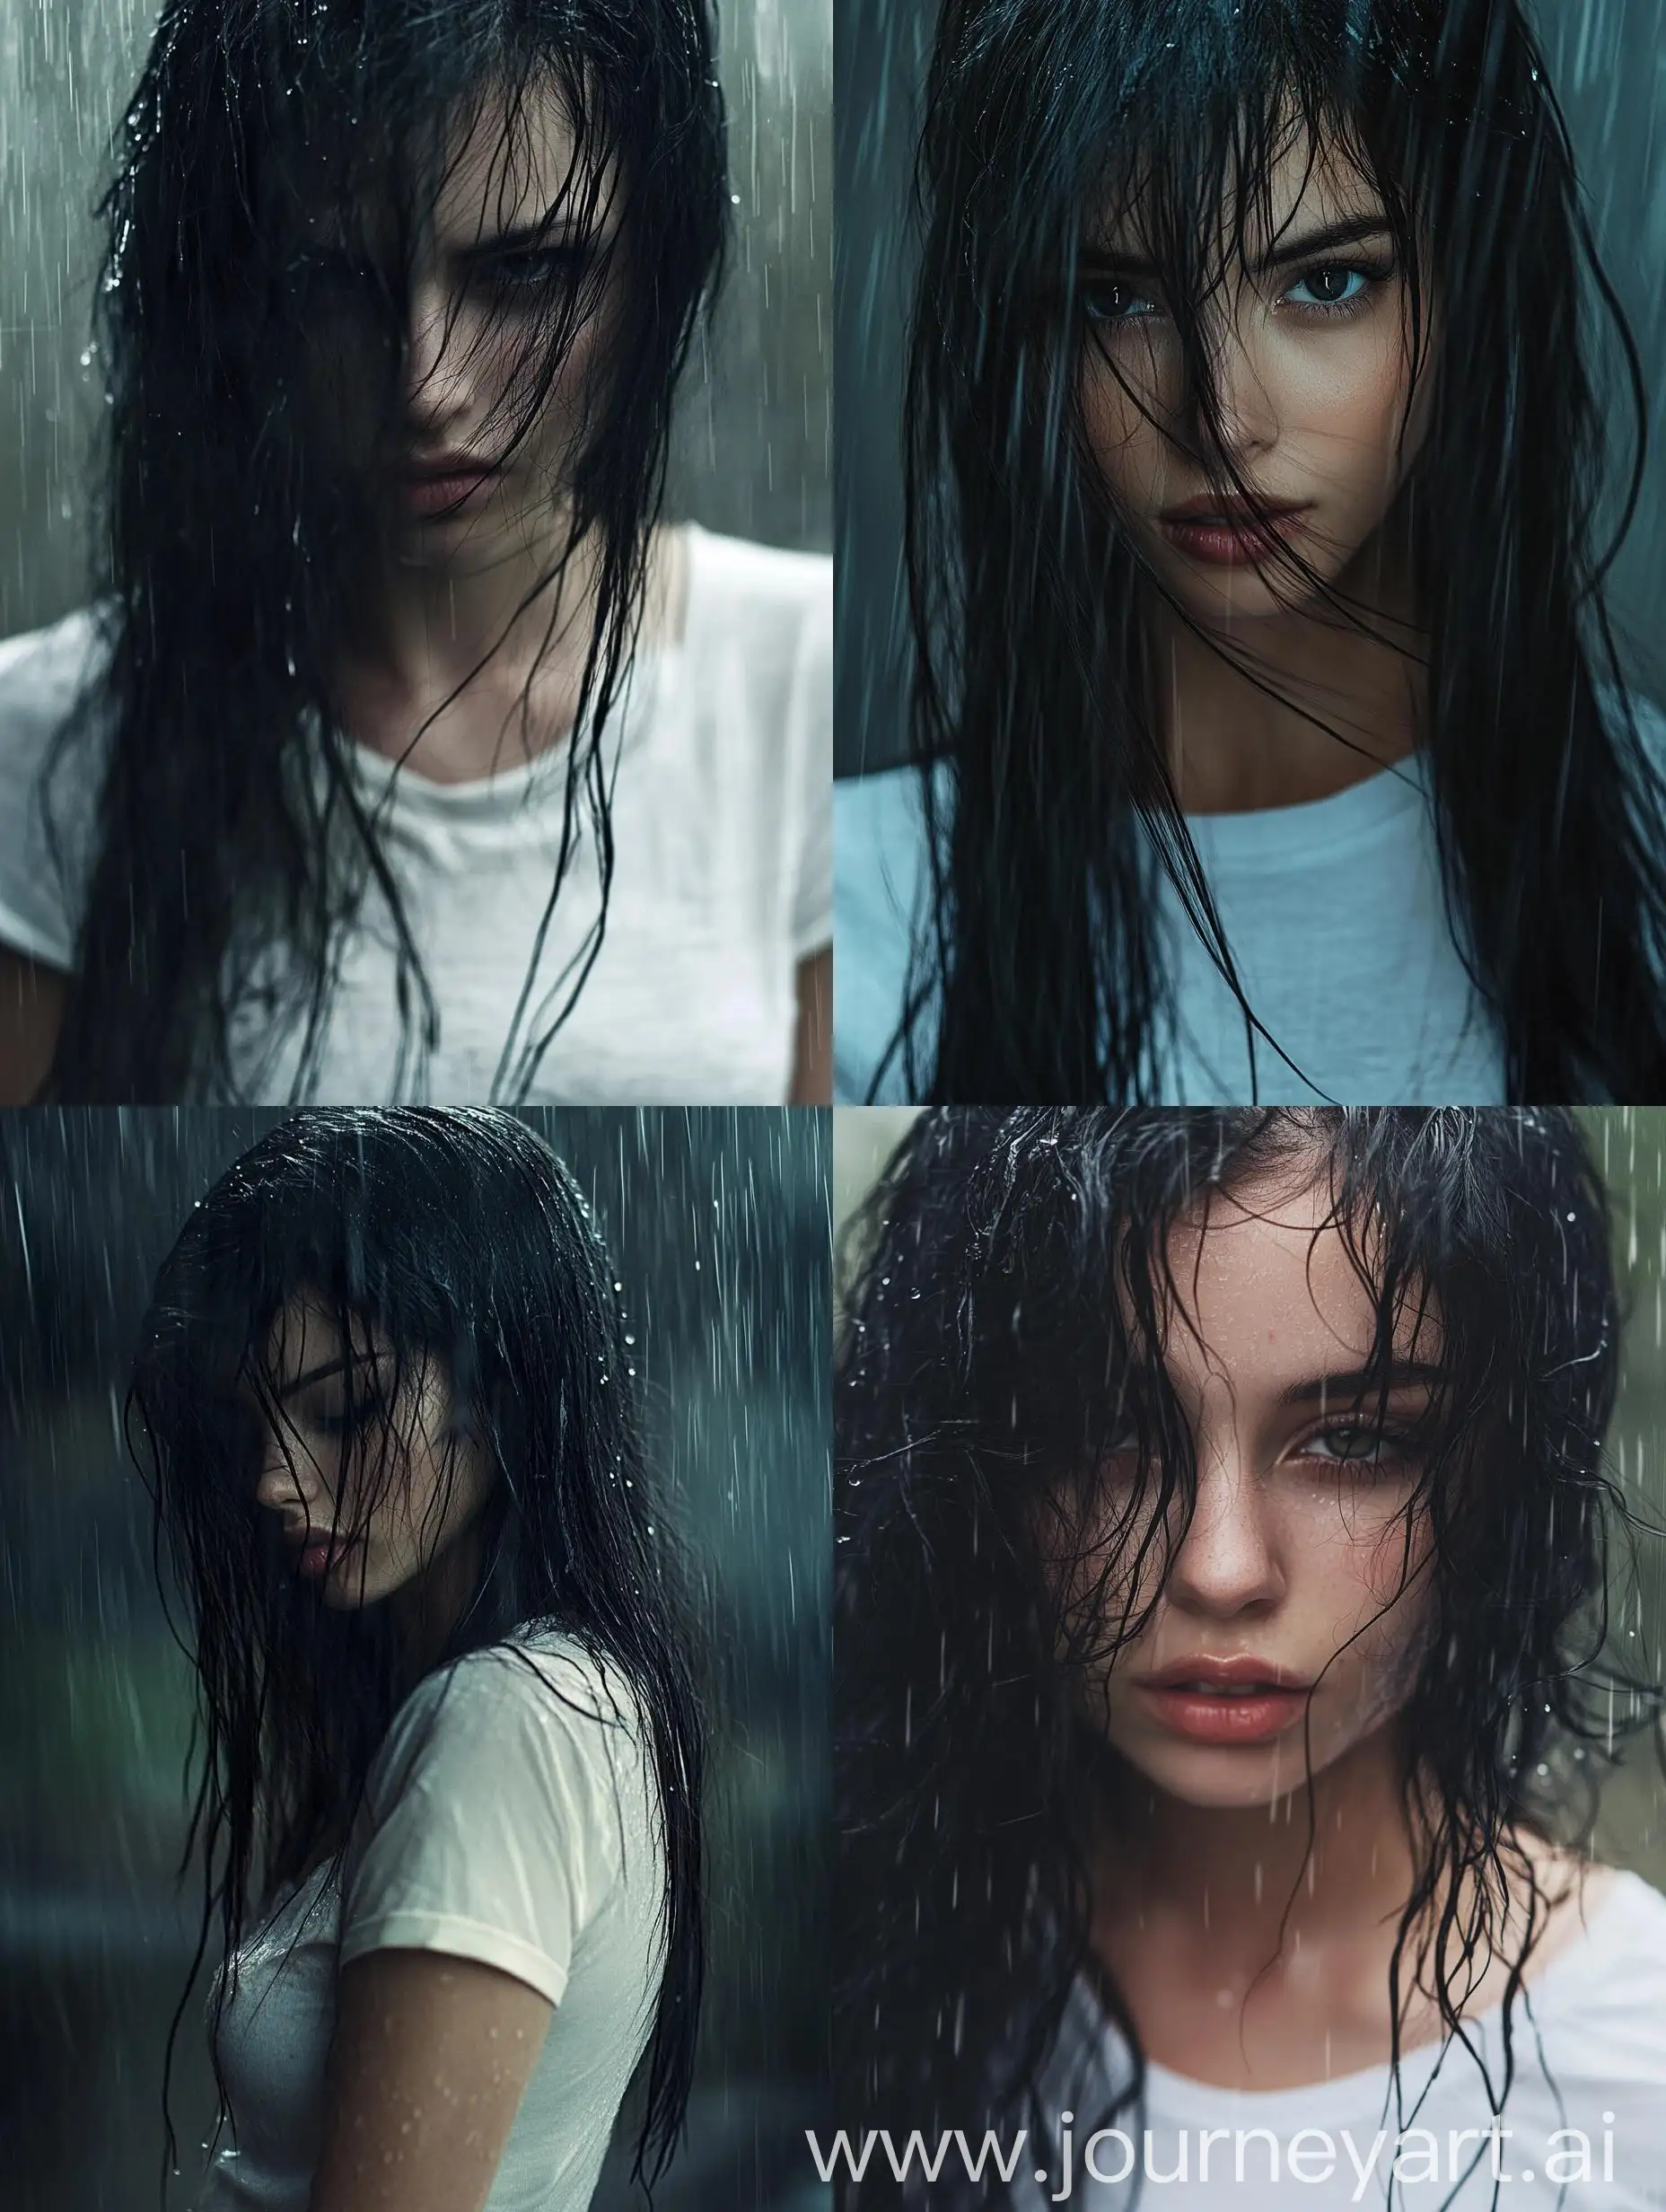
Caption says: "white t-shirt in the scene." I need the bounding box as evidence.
[0,524,831,1103]
[995,1869,1666,2210]
[194,1627,666,2212]
[833,738,1661,1103]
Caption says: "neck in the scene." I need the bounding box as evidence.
[382,508,601,681]
[1092,1723,1420,1971]
[390,1513,489,1682]
[1150,520,1428,816]
[334,506,664,784]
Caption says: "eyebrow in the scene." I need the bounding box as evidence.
[276,1351,382,1400]
[1278,1360,1443,1410]
[467,220,586,254]
[1082,215,1395,283]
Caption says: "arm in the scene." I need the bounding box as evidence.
[309,1947,554,2212]
[0,945,65,1102]
[789,945,831,1104]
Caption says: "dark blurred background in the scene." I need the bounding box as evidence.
[832,1106,1666,1884]
[0,0,830,643]
[0,1107,830,2212]
[835,0,1666,776]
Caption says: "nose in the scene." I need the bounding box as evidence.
[1182,308,1278,471]
[253,1428,328,1524]
[1162,1420,1285,1620]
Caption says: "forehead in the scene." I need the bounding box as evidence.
[259,1295,373,1382]
[278,72,618,253]
[1095,116,1387,257]
[430,75,616,249]
[1156,1164,1438,1395]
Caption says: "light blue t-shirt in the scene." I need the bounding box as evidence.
[835,754,1509,1105]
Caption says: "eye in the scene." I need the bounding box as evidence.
[1297,1421,1407,1469]
[1282,263,1377,312]
[1081,277,1162,328]
[294,1392,381,1439]
[475,245,591,300]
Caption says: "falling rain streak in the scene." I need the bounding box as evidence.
[0,0,830,638]
[1,1107,831,2208]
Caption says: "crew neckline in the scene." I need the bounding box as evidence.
[1090,1866,1636,2124]
[863,747,1430,865]
[1179,750,1429,870]
[338,522,705,814]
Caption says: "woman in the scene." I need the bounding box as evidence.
[834,0,1666,1104]
[0,0,831,1105]
[128,1109,701,2208]
[836,1109,1666,2207]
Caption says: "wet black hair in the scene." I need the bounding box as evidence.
[887,0,1666,1102]
[129,1108,703,2196]
[48,0,726,1101]
[836,1108,1665,2207]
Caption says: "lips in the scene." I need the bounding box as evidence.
[402,462,501,517]
[1158,499,1311,571]
[1134,1655,1314,1745]
[1138,1655,1312,1691]
[283,1526,357,1577]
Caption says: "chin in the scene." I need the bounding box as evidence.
[1171,563,1345,629]
[1105,1715,1345,1811]
[1130,1748,1322,1809]
[1136,527,1357,627]
[318,1563,390,1609]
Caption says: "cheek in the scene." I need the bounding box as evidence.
[1274,318,1421,505]
[1078,343,1171,514]
[1044,1476,1164,1628]
[1308,1495,1434,1719]
[486,296,617,461]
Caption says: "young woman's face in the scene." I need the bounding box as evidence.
[1075,126,1434,628]
[1058,1164,1440,1811]
[297,75,623,568]
[250,1296,495,1611]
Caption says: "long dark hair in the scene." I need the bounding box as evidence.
[836,1108,1664,2205]
[890,0,1666,1102]
[48,0,725,1102]
[129,1108,704,2195]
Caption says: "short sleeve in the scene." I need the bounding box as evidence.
[339,1641,649,2009]
[790,575,834,961]
[833,764,940,1103]
[0,608,108,972]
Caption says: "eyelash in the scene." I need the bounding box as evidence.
[298,1398,381,1439]
[1293,1421,1415,1470]
[1281,259,1395,319]
[476,246,590,299]
[1100,1419,1416,1474]
[1081,259,1394,329]
[289,246,589,300]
